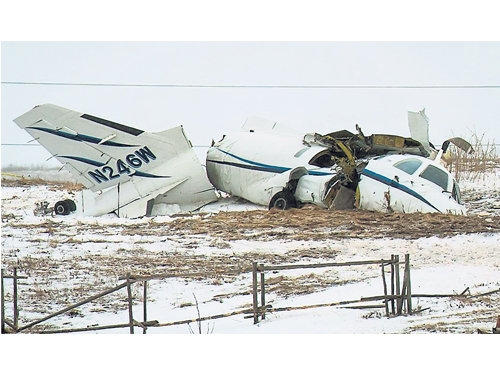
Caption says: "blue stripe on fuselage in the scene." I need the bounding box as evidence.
[210,148,333,176]
[360,168,441,213]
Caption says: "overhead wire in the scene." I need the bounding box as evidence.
[2,81,500,89]
[3,81,498,147]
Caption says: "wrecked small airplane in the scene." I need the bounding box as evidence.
[206,110,472,215]
[14,104,472,218]
[13,104,218,218]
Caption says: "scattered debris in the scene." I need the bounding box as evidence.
[33,201,53,216]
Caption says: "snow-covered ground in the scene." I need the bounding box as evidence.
[1,168,499,336]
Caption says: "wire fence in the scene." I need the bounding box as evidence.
[4,254,498,334]
[0,254,422,334]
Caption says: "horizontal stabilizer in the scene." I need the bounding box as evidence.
[14,104,218,217]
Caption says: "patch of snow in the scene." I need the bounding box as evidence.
[1,169,500,336]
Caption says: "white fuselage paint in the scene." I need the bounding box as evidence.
[207,119,466,215]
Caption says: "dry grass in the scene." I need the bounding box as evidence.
[5,207,500,244]
[446,131,499,182]
[121,208,500,241]
[406,310,499,334]
[1,176,84,191]
[264,272,354,298]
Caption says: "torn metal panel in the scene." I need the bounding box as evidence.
[408,108,431,153]
[442,137,474,154]
[318,128,429,159]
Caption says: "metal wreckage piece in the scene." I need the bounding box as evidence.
[302,125,432,210]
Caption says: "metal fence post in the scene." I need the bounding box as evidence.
[13,267,18,330]
[260,264,266,319]
[390,255,395,315]
[126,273,134,334]
[1,269,5,333]
[381,260,389,317]
[405,254,412,314]
[252,262,258,324]
[395,255,402,315]
[143,280,148,334]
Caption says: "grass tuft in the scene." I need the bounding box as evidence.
[446,130,499,182]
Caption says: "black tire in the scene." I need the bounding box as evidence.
[64,199,77,212]
[54,200,71,215]
[269,190,296,210]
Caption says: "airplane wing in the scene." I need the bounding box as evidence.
[14,104,217,217]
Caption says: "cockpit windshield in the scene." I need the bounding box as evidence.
[452,180,463,204]
[420,164,449,191]
[393,159,423,175]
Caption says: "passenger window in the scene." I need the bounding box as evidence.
[420,165,449,191]
[394,159,422,175]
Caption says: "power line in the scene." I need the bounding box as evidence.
[1,143,213,147]
[2,81,500,89]
[2,143,43,146]
[4,143,500,147]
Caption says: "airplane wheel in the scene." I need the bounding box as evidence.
[54,199,76,215]
[269,191,296,210]
[65,199,77,212]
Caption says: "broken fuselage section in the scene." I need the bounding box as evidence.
[206,116,467,215]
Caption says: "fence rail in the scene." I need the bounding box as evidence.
[1,256,411,334]
[6,253,488,334]
[251,254,412,324]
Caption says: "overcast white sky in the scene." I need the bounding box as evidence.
[2,5,500,168]
[1,1,500,366]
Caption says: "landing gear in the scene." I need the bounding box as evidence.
[269,190,296,210]
[54,199,77,215]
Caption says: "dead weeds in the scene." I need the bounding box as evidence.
[1,177,84,191]
[265,272,348,298]
[135,208,500,241]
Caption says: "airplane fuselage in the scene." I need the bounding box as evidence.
[206,119,466,215]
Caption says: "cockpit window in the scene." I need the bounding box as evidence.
[452,180,463,204]
[420,165,449,191]
[393,159,422,175]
